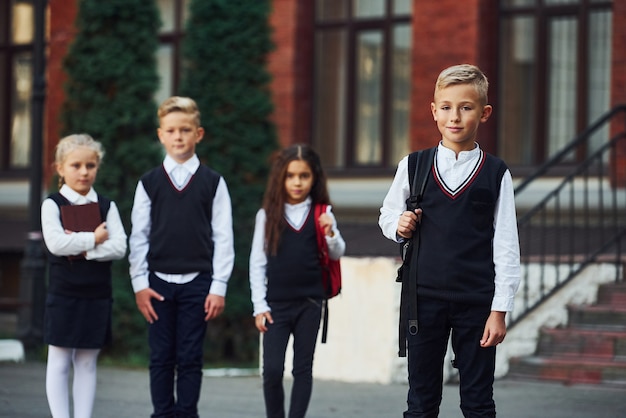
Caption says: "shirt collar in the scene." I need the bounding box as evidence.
[437,141,480,162]
[163,154,200,175]
[285,195,312,211]
[59,184,98,204]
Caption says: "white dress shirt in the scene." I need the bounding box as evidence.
[128,154,234,297]
[41,184,127,260]
[249,196,346,316]
[378,142,521,312]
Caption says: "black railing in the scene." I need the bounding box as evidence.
[509,104,626,327]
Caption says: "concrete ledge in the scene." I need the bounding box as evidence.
[0,339,25,363]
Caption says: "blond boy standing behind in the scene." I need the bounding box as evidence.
[129,96,234,418]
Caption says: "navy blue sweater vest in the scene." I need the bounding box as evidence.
[266,209,325,301]
[141,164,220,274]
[416,152,508,306]
[46,193,112,299]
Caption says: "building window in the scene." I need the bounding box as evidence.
[314,0,412,171]
[155,0,190,105]
[499,0,612,166]
[0,0,34,173]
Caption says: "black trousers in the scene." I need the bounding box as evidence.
[404,297,496,418]
[148,272,211,418]
[262,299,322,418]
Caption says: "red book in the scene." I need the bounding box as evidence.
[60,202,102,232]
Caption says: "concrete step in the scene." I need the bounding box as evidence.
[597,282,626,307]
[567,304,626,331]
[536,327,626,359]
[0,339,24,362]
[507,356,626,387]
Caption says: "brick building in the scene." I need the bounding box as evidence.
[1,0,625,328]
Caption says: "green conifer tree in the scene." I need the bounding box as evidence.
[179,0,278,363]
[59,0,162,360]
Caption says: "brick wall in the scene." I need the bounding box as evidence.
[44,0,624,178]
[267,0,314,148]
[45,0,78,186]
[410,0,499,154]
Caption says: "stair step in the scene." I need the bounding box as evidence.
[507,356,626,387]
[567,304,626,331]
[597,282,626,307]
[507,279,626,387]
[536,327,626,359]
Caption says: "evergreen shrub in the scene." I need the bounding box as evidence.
[180,0,278,363]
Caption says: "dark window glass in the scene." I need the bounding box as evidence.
[499,0,612,165]
[0,0,35,173]
[314,0,412,170]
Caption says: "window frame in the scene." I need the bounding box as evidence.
[155,0,188,103]
[0,0,34,177]
[499,0,613,167]
[313,0,411,174]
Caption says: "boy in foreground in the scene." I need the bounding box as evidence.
[379,64,521,417]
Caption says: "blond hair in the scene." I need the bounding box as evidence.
[435,64,489,104]
[54,133,104,189]
[157,96,201,126]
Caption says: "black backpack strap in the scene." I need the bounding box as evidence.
[321,299,329,344]
[407,147,435,211]
[398,147,435,357]
[408,151,419,193]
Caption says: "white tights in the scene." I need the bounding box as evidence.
[46,345,100,418]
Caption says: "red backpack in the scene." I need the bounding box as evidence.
[314,203,342,343]
[314,203,342,299]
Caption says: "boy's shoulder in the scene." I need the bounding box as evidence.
[482,150,509,171]
[197,163,223,178]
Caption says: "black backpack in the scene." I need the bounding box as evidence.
[396,147,436,357]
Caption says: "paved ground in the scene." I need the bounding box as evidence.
[1,361,625,417]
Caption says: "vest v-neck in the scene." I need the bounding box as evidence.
[162,164,195,193]
[433,149,485,199]
[285,205,312,233]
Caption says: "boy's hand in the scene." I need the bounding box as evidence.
[135,288,164,324]
[480,311,507,347]
[397,209,422,239]
[204,294,225,321]
[318,213,334,237]
[254,311,273,333]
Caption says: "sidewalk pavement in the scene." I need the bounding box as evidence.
[1,360,625,418]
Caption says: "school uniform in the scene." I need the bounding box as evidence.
[128,154,234,418]
[379,143,521,418]
[249,197,345,418]
[41,184,127,349]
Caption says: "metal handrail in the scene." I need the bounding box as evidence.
[515,104,626,194]
[509,105,626,327]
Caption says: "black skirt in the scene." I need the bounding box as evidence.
[43,293,112,349]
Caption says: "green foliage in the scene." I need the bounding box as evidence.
[58,0,278,366]
[179,0,278,362]
[59,0,163,361]
[61,0,163,225]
